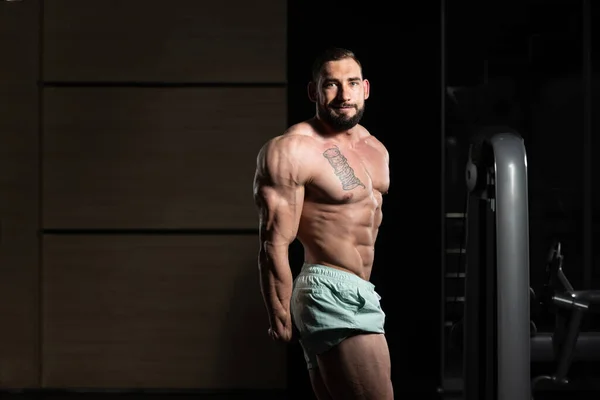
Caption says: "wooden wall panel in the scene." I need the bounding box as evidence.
[0,0,40,388]
[42,234,285,389]
[43,0,286,83]
[42,87,286,230]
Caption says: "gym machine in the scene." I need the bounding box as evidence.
[463,128,531,400]
[463,128,600,400]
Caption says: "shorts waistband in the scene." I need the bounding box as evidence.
[297,263,375,291]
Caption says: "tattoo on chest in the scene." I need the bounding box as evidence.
[323,146,366,190]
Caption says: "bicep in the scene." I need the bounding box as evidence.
[253,134,310,246]
[256,182,304,246]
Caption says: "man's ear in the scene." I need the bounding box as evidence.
[307,81,317,103]
[363,79,370,100]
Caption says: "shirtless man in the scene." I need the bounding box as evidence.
[253,47,392,400]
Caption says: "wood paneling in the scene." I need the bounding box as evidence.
[0,0,40,388]
[43,87,286,230]
[42,0,286,83]
[42,234,285,389]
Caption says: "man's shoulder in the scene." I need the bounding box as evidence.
[358,125,389,158]
[263,122,318,154]
[283,120,319,142]
[256,123,317,183]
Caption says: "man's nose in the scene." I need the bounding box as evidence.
[337,84,352,101]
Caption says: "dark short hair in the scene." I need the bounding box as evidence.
[311,47,363,82]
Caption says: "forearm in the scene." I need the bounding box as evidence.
[258,242,294,330]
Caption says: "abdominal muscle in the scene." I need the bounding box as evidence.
[296,196,383,281]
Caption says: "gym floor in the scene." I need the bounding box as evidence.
[1,387,599,400]
[1,392,598,399]
[0,355,596,400]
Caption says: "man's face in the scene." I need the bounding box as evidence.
[311,58,370,132]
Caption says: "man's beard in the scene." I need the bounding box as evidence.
[318,103,365,132]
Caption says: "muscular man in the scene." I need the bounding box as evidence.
[253,47,392,400]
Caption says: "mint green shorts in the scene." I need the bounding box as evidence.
[290,263,386,370]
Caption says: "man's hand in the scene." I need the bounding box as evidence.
[268,317,299,343]
[268,326,293,342]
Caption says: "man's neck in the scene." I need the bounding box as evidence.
[310,117,360,141]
